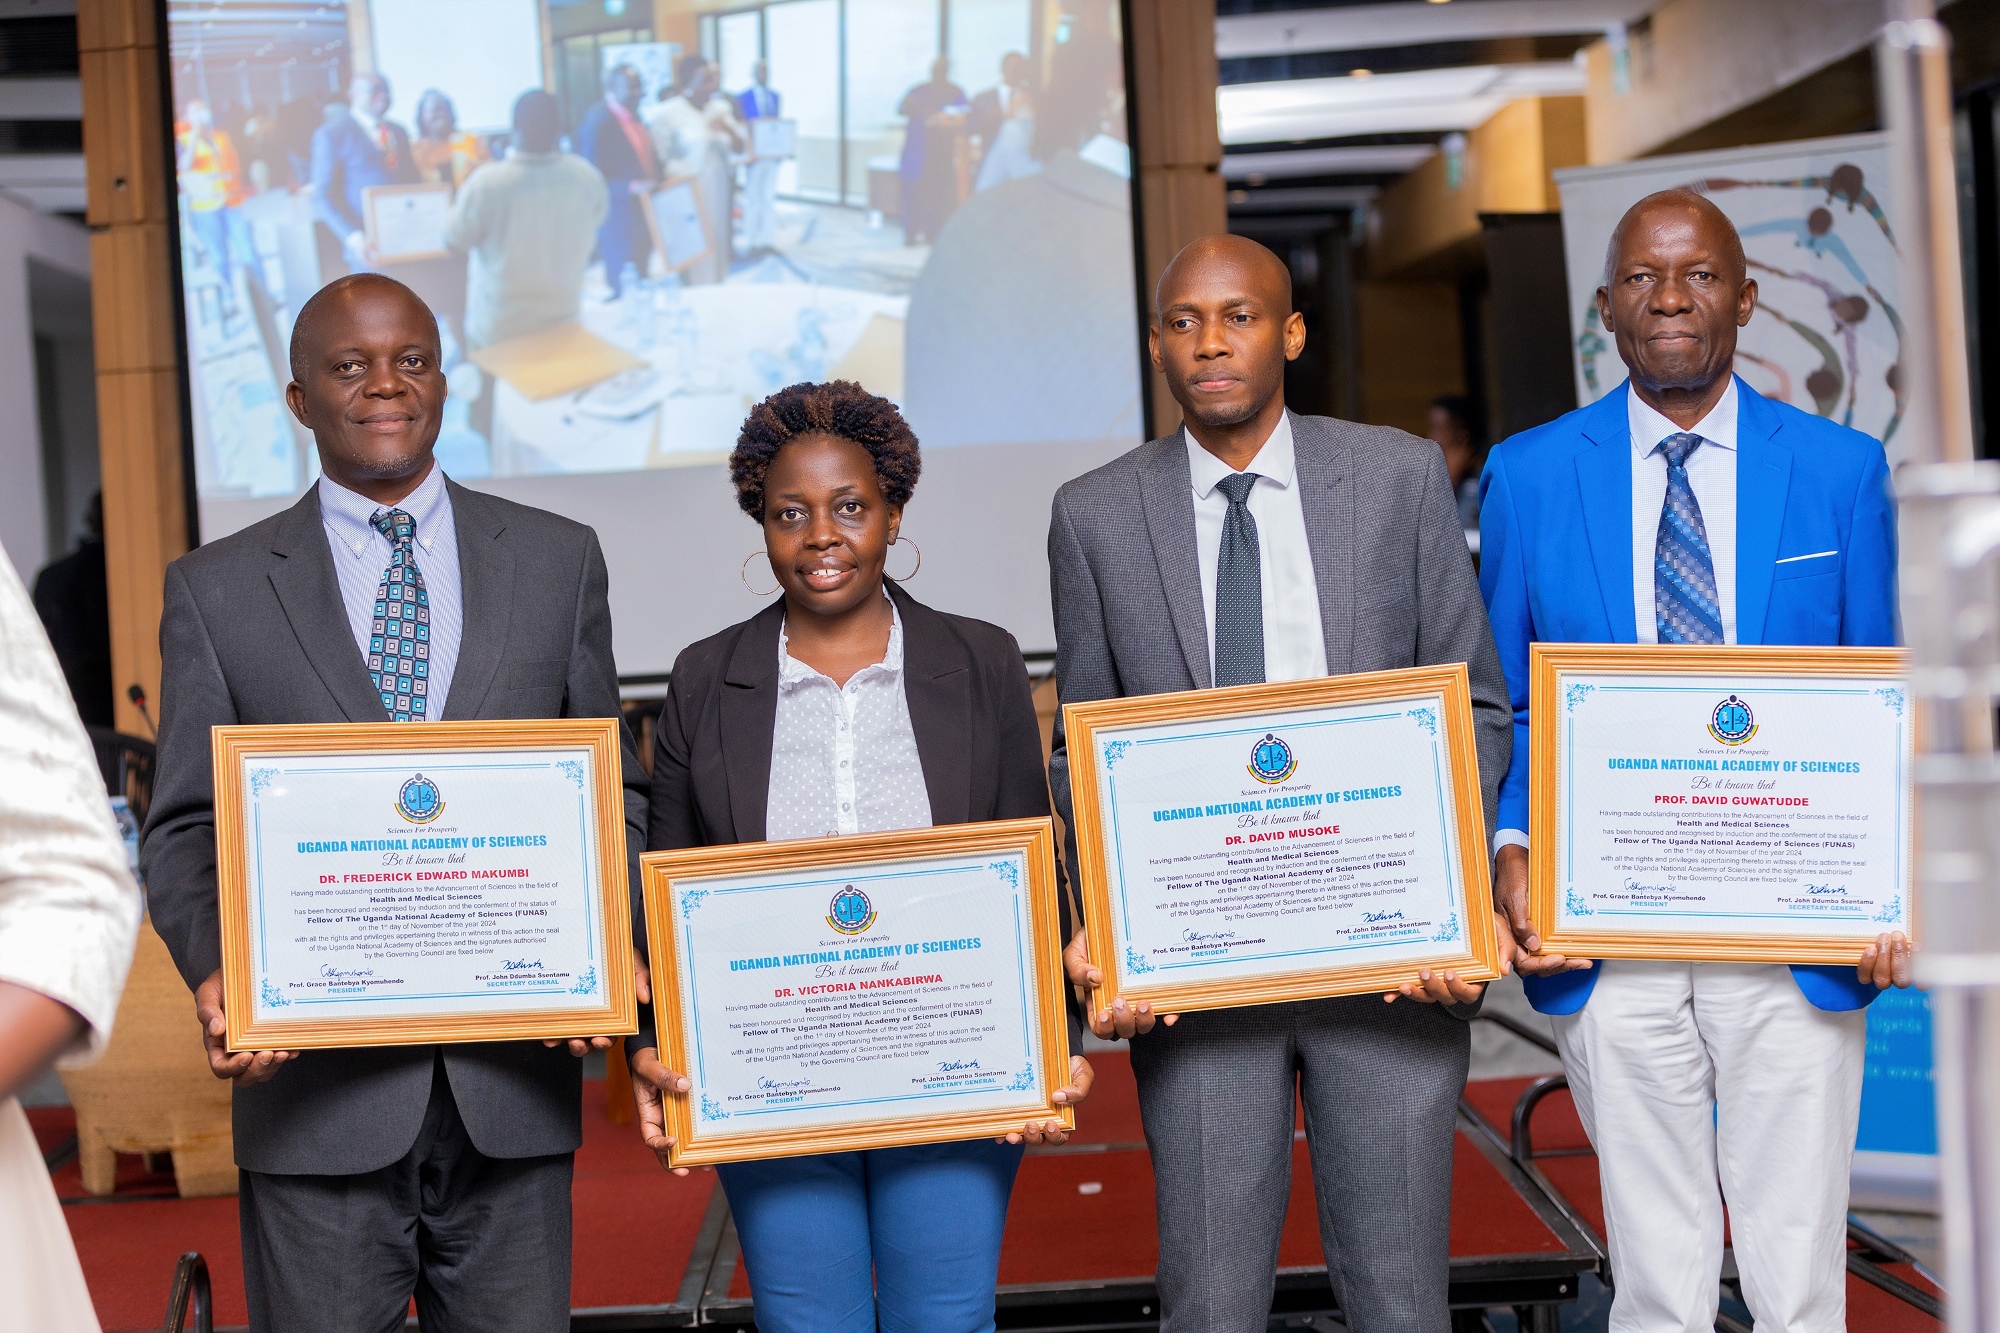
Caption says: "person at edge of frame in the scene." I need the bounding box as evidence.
[1480,188,1913,1333]
[625,379,1094,1333]
[141,273,649,1333]
[1049,233,1518,1333]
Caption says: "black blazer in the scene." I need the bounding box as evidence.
[638,583,1074,1043]
[143,480,648,1175]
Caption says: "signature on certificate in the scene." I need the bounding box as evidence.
[502,959,546,971]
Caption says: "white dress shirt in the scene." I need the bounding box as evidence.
[0,556,141,1059]
[765,600,934,841]
[1630,376,1739,645]
[1186,413,1328,684]
[318,466,464,719]
[1496,380,1741,853]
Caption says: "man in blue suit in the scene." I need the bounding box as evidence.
[576,64,657,296]
[310,72,418,269]
[736,61,781,254]
[1480,190,1911,1333]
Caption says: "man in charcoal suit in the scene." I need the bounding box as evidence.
[142,273,646,1332]
[1048,234,1515,1332]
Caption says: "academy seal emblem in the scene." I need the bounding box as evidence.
[395,773,444,824]
[1247,733,1298,785]
[826,884,877,935]
[1707,695,1757,746]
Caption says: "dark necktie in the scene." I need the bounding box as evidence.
[369,509,432,721]
[1654,433,1724,645]
[1212,472,1266,687]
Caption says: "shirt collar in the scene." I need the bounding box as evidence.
[778,594,905,687]
[1629,375,1738,457]
[319,464,451,561]
[1185,411,1297,500]
[350,105,381,138]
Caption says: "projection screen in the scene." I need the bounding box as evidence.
[166,0,1146,676]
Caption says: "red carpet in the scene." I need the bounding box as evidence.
[729,1054,1571,1300]
[40,1059,1943,1331]
[52,1079,714,1332]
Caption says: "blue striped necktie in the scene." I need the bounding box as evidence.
[1212,471,1266,687]
[368,508,432,720]
[1653,432,1724,645]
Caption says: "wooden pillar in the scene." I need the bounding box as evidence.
[1128,0,1227,436]
[79,0,188,739]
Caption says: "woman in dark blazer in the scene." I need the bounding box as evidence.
[628,380,1091,1333]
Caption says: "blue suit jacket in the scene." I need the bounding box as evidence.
[309,111,415,237]
[738,86,780,120]
[1479,377,1898,1015]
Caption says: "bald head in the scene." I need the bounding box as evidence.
[285,275,446,503]
[289,274,437,381]
[1150,234,1305,464]
[1155,234,1292,322]
[1597,187,1757,426]
[1604,189,1745,287]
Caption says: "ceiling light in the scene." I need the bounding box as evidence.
[1351,68,1373,78]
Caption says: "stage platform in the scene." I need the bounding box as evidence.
[40,1034,1942,1331]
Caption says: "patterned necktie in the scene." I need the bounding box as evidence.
[1654,433,1724,645]
[1212,472,1266,687]
[369,509,431,721]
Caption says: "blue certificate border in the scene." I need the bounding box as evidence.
[247,756,601,1012]
[1556,680,1909,926]
[1098,700,1464,971]
[674,854,1043,1120]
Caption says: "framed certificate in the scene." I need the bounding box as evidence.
[641,818,1072,1167]
[640,176,712,273]
[213,720,636,1051]
[1064,666,1501,1015]
[1529,644,1913,962]
[750,117,798,159]
[362,182,454,263]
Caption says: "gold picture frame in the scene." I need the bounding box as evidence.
[1063,665,1501,1015]
[1528,643,1913,963]
[360,181,455,263]
[214,719,636,1051]
[638,175,713,274]
[641,818,1073,1168]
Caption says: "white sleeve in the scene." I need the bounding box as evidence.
[0,558,142,1063]
[1493,829,1529,855]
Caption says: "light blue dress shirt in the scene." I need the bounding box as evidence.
[317,466,464,719]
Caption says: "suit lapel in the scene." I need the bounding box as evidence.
[892,585,972,827]
[1136,438,1211,688]
[720,602,785,843]
[1733,379,1789,647]
[1291,414,1354,674]
[267,487,388,721]
[441,481,513,721]
[1574,387,1638,643]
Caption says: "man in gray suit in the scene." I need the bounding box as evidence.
[1050,236,1514,1331]
[142,273,646,1332]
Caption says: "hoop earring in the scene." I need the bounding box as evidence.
[887,536,922,583]
[741,551,780,598]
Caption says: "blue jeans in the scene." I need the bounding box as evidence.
[717,1139,1024,1333]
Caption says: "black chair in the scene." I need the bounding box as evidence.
[84,726,156,824]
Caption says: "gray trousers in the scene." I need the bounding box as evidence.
[1129,994,1469,1333]
[239,1056,574,1333]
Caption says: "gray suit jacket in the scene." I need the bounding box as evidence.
[1047,413,1511,926]
[142,480,648,1175]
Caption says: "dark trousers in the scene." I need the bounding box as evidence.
[239,1057,574,1333]
[1130,994,1469,1333]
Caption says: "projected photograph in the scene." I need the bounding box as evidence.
[167,0,1141,502]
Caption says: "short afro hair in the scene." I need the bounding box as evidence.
[730,380,922,520]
